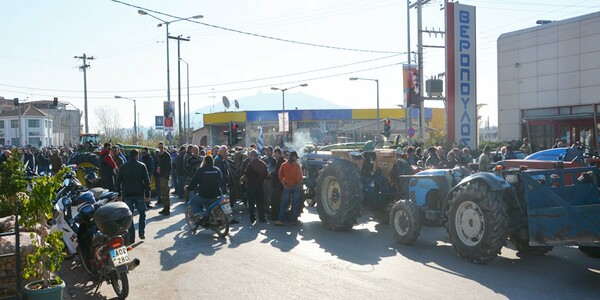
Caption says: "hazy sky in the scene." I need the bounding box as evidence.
[1,0,598,132]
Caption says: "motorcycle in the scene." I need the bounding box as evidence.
[50,167,117,255]
[185,194,231,237]
[50,189,118,256]
[76,198,139,299]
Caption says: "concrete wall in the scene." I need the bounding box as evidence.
[497,12,600,141]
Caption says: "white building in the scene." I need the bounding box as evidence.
[0,106,54,147]
[497,11,600,152]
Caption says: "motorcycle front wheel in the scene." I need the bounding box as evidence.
[110,269,129,299]
[212,208,230,238]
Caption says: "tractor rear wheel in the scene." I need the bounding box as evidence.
[316,159,363,231]
[447,181,508,264]
[509,234,553,256]
[390,200,421,245]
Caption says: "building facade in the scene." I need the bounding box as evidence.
[0,98,81,147]
[193,107,444,148]
[498,12,600,152]
[0,106,54,147]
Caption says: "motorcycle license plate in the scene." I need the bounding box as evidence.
[109,246,130,267]
[221,203,232,214]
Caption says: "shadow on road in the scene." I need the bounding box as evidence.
[293,207,397,265]
[158,229,228,271]
[59,258,116,300]
[390,226,600,299]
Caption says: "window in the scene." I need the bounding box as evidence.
[0,120,4,129]
[10,120,18,128]
[28,119,40,128]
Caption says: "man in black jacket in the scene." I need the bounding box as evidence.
[116,149,151,244]
[269,147,286,220]
[185,155,223,220]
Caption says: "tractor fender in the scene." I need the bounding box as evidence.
[441,172,511,223]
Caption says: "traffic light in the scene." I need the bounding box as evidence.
[13,98,19,107]
[231,123,242,145]
[53,97,58,106]
[223,128,231,145]
[382,118,391,138]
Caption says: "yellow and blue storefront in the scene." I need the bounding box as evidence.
[197,108,444,147]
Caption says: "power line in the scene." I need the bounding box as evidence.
[1,61,405,100]
[0,54,402,93]
[110,0,403,54]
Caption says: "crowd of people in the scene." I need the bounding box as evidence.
[0,136,545,244]
[90,141,306,243]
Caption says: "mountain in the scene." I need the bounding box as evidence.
[194,91,347,114]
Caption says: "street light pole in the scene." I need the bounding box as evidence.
[180,58,191,143]
[138,10,202,105]
[169,35,190,144]
[271,84,308,144]
[350,77,380,144]
[114,96,137,145]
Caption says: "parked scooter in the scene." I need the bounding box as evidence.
[185,194,231,237]
[50,190,118,256]
[77,200,139,299]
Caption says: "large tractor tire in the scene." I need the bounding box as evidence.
[315,159,363,231]
[447,181,508,264]
[67,152,100,167]
[509,234,553,256]
[390,200,422,245]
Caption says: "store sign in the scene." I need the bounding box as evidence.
[446,3,477,149]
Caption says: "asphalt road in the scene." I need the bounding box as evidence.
[60,195,600,300]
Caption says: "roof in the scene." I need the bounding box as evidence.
[0,105,49,118]
[498,10,600,40]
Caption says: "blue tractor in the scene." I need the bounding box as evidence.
[392,165,600,264]
[390,166,474,243]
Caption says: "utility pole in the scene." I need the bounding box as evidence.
[74,53,95,133]
[409,0,445,141]
[169,35,190,144]
[417,1,425,140]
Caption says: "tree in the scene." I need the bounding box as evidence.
[147,127,156,139]
[95,107,122,139]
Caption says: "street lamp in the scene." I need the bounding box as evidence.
[271,83,307,143]
[114,96,138,145]
[195,112,203,128]
[350,77,380,143]
[138,10,202,105]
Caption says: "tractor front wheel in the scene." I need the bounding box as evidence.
[390,200,421,245]
[447,181,508,264]
[316,159,363,231]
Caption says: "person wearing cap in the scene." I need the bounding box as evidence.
[273,150,303,226]
[520,138,532,155]
[393,147,412,198]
